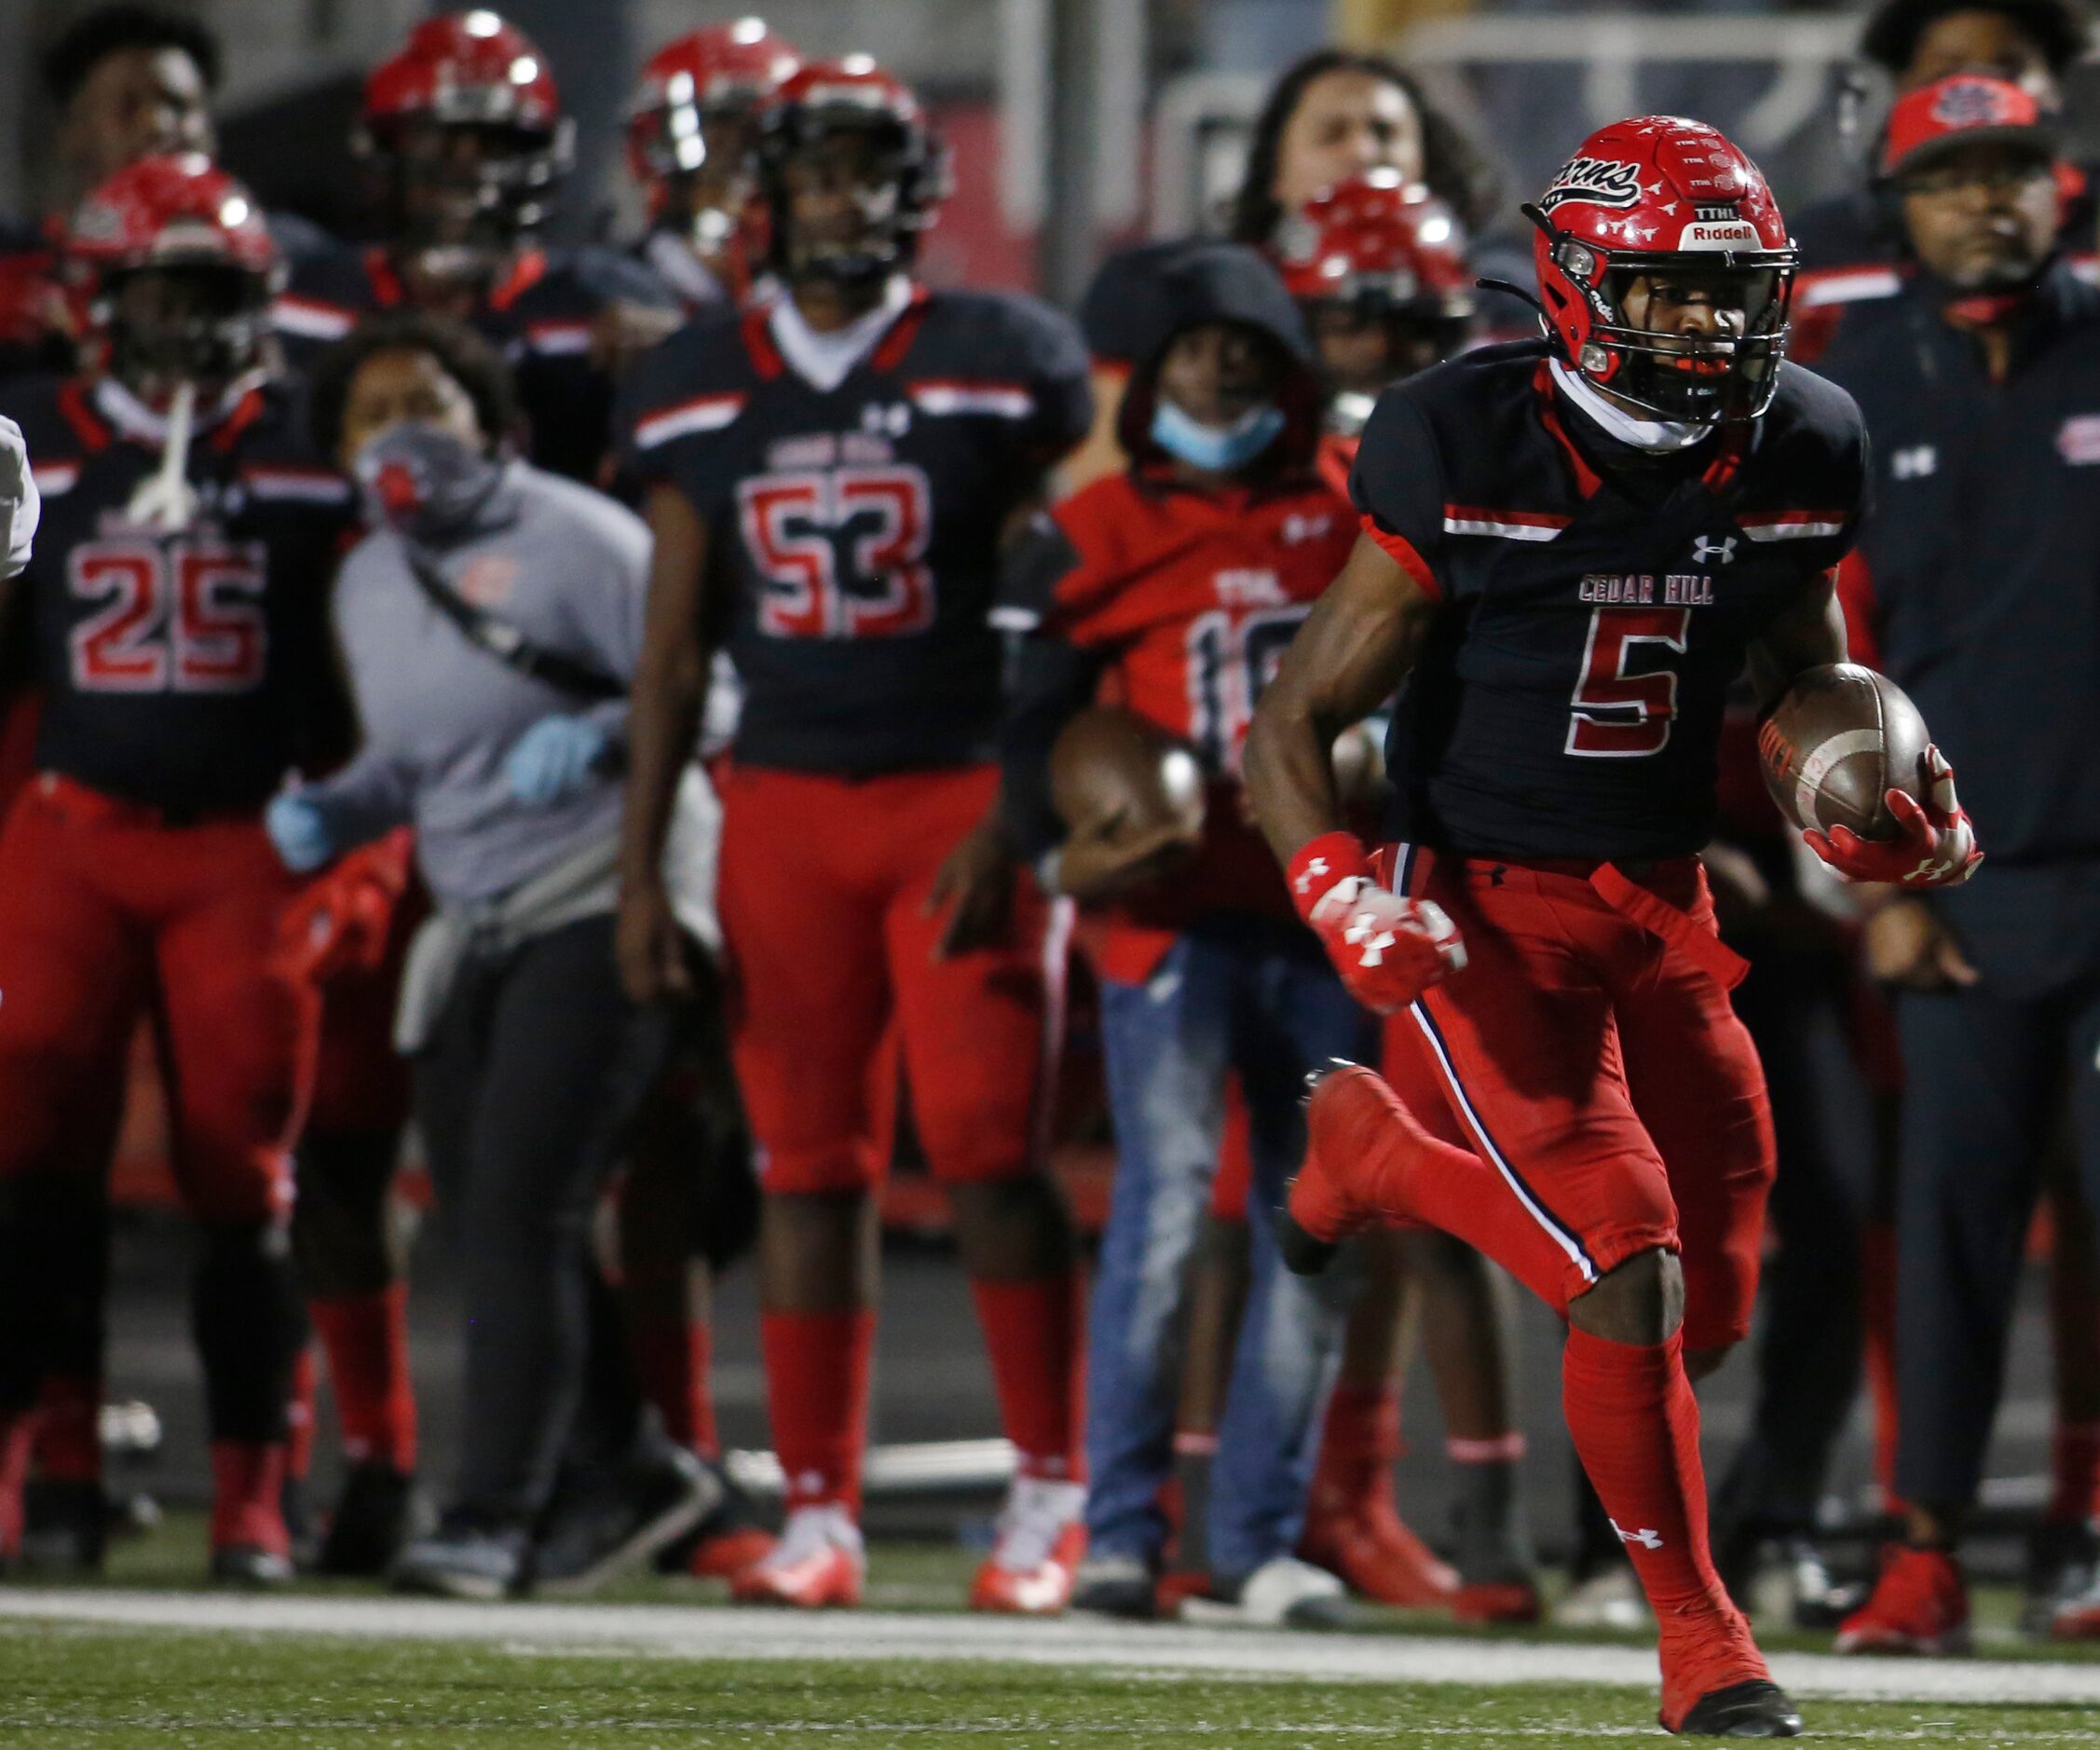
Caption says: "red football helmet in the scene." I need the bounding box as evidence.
[627,21,800,196]
[1527,116,1796,424]
[757,57,950,286]
[69,152,280,393]
[1277,171,1476,427]
[358,10,574,278]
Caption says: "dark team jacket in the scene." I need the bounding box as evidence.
[999,465,1356,981]
[276,242,678,482]
[7,373,358,816]
[1820,265,2100,971]
[619,285,1092,774]
[1789,163,2100,362]
[1352,340,1867,865]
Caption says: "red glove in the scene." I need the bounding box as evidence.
[280,827,415,983]
[1803,745,1983,889]
[1288,831,1466,1014]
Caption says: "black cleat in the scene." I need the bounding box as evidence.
[1670,1679,1804,1738]
[534,1441,719,1599]
[1274,1203,1342,1277]
[19,1480,106,1575]
[318,1463,435,1578]
[210,1543,295,1588]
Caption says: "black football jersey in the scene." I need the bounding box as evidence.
[1352,340,1867,863]
[276,242,679,483]
[8,374,357,814]
[620,285,1092,772]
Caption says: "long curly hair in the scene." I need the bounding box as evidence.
[1227,48,1501,245]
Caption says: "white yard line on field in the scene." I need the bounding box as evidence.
[3,1589,2099,1709]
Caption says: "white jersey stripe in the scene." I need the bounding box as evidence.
[1441,515,1565,542]
[633,394,746,450]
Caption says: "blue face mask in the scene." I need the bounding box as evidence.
[1150,397,1286,473]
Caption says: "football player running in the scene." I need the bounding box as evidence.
[1247,118,1977,1737]
[618,58,1093,1613]
[0,156,357,1585]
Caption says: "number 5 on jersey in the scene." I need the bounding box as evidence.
[1566,605,1690,758]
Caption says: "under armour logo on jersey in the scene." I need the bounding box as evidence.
[1692,535,1736,566]
[860,402,911,437]
[1891,444,1938,480]
[1293,857,1328,895]
[1611,1520,1664,1551]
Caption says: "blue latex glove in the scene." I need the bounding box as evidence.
[507,714,608,807]
[265,792,335,872]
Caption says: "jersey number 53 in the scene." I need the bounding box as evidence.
[737,465,935,640]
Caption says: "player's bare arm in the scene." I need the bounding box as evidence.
[925,475,1071,961]
[616,483,712,1003]
[1744,566,1848,708]
[1243,532,1435,867]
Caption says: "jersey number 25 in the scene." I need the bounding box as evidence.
[1565,606,1689,758]
[67,541,269,694]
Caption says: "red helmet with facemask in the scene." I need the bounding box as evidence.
[627,21,800,204]
[757,57,949,287]
[69,152,280,391]
[1527,116,1796,425]
[1275,171,1473,321]
[358,11,574,277]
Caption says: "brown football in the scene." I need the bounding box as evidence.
[1757,663,1931,841]
[1050,705,1207,841]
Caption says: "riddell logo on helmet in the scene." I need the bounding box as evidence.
[1681,217,1760,248]
[1539,156,1643,212]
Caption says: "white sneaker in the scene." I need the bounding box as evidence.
[1181,1554,1351,1628]
[1555,1565,1653,1630]
[730,1503,865,1607]
[973,1478,1086,1614]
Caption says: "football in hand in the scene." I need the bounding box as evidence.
[1756,663,1931,841]
[1050,705,1207,844]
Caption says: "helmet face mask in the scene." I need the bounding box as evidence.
[647,107,764,256]
[1530,116,1797,428]
[103,263,272,401]
[757,60,947,293]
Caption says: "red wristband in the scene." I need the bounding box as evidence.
[1287,831,1372,925]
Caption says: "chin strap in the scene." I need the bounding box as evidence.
[123,379,199,533]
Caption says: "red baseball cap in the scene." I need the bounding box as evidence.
[1883,74,2055,180]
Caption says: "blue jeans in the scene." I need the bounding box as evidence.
[1085,915,1368,1581]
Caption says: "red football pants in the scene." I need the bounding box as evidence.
[0,775,314,1224]
[716,763,1059,1193]
[1384,848,1775,1351]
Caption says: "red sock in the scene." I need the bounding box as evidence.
[761,1308,874,1512]
[0,1411,37,1558]
[2051,1422,2100,1524]
[1311,1381,1400,1510]
[285,1346,317,1482]
[34,1376,102,1484]
[969,1270,1085,1482]
[308,1285,416,1472]
[1352,1101,1574,1315]
[1860,1220,1902,1512]
[1561,1327,1761,1723]
[632,1319,720,1460]
[209,1440,290,1557]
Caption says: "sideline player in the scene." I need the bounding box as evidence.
[617,57,1093,1612]
[1248,118,1979,1736]
[0,155,356,1583]
[1002,243,1362,1624]
[1274,175,1536,1620]
[625,20,800,316]
[278,10,679,484]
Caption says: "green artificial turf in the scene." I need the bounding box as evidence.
[1,1626,2095,1747]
